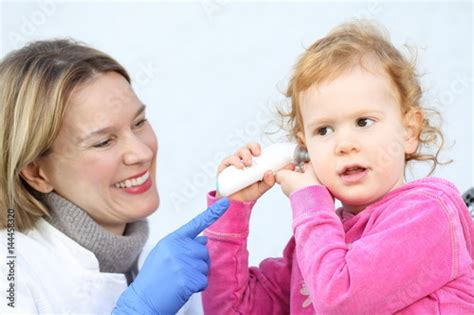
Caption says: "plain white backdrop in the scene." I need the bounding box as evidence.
[1,1,473,313]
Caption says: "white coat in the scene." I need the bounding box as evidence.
[0,218,203,314]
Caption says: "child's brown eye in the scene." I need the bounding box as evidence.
[357,118,375,127]
[316,126,334,136]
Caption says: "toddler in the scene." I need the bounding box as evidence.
[202,21,474,314]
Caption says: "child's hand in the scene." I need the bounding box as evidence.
[216,142,295,202]
[275,162,321,197]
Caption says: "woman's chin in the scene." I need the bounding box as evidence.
[135,194,159,220]
[115,189,159,221]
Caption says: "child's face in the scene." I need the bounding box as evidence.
[299,64,418,214]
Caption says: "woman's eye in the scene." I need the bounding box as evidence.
[357,118,375,127]
[94,139,112,148]
[135,119,147,128]
[316,126,334,136]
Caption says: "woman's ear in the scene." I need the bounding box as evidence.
[403,109,424,155]
[20,161,54,193]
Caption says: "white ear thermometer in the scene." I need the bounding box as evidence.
[216,142,310,197]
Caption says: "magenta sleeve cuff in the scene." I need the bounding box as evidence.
[206,191,256,235]
[289,185,335,220]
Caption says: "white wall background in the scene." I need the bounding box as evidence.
[1,0,472,312]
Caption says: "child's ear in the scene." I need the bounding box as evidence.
[20,161,54,193]
[403,109,424,155]
[296,131,306,146]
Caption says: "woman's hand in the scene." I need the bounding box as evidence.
[217,142,295,202]
[275,162,321,197]
[113,198,229,315]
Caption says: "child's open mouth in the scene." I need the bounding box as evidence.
[339,165,368,184]
[343,166,366,175]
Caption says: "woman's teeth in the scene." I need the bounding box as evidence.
[114,171,149,189]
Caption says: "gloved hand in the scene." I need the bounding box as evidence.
[112,198,229,315]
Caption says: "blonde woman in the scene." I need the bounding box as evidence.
[0,39,229,314]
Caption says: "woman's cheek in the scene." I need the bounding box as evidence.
[144,127,158,153]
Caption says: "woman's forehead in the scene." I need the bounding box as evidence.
[68,72,135,113]
[61,72,142,140]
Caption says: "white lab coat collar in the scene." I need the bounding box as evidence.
[1,218,127,314]
[1,218,204,314]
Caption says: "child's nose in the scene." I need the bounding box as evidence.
[335,134,361,155]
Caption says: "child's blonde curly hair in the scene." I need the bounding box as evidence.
[279,20,448,176]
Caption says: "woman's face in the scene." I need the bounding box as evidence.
[38,71,159,234]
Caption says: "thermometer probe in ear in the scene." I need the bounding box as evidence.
[216,142,310,197]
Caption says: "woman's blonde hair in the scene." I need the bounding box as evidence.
[280,20,447,176]
[0,39,130,231]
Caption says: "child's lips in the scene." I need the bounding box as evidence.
[340,168,369,184]
[338,163,368,176]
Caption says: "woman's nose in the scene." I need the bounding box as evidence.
[122,135,154,165]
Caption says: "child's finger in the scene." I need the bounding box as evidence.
[218,155,245,173]
[235,147,253,166]
[302,162,313,173]
[258,171,275,194]
[247,142,261,157]
[282,163,296,171]
[274,169,291,185]
[262,170,276,186]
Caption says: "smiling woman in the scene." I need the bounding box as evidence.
[0,39,229,314]
[26,70,160,236]
[0,40,141,232]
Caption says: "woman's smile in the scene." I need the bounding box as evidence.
[113,170,153,194]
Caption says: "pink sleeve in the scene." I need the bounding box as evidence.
[290,185,461,314]
[202,191,293,315]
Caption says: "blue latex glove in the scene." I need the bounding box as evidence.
[112,198,229,315]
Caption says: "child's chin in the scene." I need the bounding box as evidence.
[338,194,374,207]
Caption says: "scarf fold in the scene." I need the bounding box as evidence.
[41,191,148,278]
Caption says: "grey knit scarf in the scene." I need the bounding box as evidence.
[41,191,149,283]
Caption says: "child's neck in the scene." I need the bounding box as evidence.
[342,204,368,215]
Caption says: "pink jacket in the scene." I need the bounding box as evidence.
[202,177,474,314]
